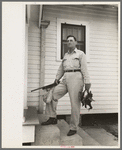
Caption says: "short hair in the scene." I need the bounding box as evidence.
[66,35,77,41]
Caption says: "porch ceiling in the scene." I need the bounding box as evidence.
[43,4,118,10]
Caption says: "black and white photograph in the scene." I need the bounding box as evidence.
[2,1,120,148]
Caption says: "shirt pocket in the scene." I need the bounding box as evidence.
[72,57,80,67]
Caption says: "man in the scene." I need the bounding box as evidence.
[41,35,91,136]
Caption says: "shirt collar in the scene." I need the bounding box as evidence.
[68,48,77,54]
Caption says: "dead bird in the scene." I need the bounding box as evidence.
[79,90,95,110]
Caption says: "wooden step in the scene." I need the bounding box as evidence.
[77,127,101,146]
[57,120,83,146]
[82,126,118,146]
[23,106,39,126]
[31,114,60,146]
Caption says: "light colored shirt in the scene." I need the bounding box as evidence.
[56,48,90,84]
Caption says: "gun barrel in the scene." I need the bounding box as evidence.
[31,82,60,92]
[31,87,42,92]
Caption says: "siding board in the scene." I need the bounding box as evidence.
[58,100,118,105]
[29,37,41,42]
[28,69,40,74]
[28,60,40,65]
[45,48,57,52]
[45,61,118,68]
[28,83,40,88]
[56,104,118,109]
[28,56,40,60]
[56,109,118,114]
[45,65,118,71]
[28,51,40,55]
[28,78,40,83]
[45,79,118,84]
[27,101,39,107]
[45,34,57,39]
[28,64,40,69]
[90,43,117,48]
[90,47,118,52]
[28,33,41,38]
[28,74,40,78]
[28,41,41,47]
[45,74,118,80]
[90,51,118,56]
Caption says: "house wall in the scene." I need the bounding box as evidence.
[42,5,118,114]
[27,5,41,110]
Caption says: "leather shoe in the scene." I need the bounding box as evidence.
[67,130,77,136]
[41,117,57,125]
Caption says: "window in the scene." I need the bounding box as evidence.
[57,19,90,62]
[61,23,85,59]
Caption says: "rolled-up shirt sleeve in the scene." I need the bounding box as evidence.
[80,52,90,84]
[56,62,64,80]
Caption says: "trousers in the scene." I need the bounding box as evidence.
[45,72,84,130]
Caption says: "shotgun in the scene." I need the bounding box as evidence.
[31,81,60,92]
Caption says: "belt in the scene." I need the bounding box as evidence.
[64,69,81,72]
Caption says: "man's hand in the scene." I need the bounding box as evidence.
[85,83,91,92]
[54,79,59,85]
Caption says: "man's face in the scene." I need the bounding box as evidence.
[67,37,77,49]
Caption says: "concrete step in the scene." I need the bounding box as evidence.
[57,120,83,146]
[23,106,39,126]
[77,127,101,146]
[22,107,39,143]
[22,126,35,143]
[31,114,60,146]
[82,126,118,146]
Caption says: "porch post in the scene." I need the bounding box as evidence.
[38,27,45,113]
[38,20,50,114]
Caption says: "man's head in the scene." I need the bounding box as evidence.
[66,35,77,50]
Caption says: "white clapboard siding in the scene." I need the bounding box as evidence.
[28,96,40,102]
[27,21,41,107]
[28,41,41,47]
[28,60,40,65]
[28,51,40,56]
[28,83,40,88]
[90,47,118,52]
[28,65,40,70]
[27,92,39,97]
[45,61,118,68]
[27,101,39,107]
[58,100,118,105]
[90,51,118,56]
[90,55,117,60]
[56,104,118,109]
[44,74,122,80]
[29,37,41,42]
[27,88,38,93]
[45,42,56,48]
[42,5,119,114]
[57,102,118,110]
[45,34,57,40]
[90,34,117,40]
